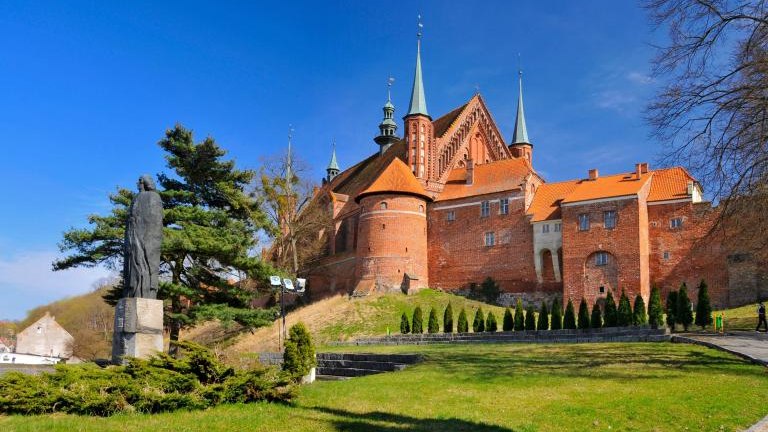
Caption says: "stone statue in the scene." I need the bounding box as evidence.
[122,175,162,299]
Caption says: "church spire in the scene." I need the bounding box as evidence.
[406,15,429,118]
[326,140,340,182]
[375,76,400,155]
[512,70,529,145]
[286,125,295,190]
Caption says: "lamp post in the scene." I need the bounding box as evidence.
[270,275,306,351]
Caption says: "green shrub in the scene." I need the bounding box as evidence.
[443,302,454,333]
[551,298,563,330]
[283,322,316,379]
[480,277,501,303]
[563,299,577,330]
[604,291,618,327]
[677,283,694,331]
[633,294,647,326]
[514,298,525,331]
[695,280,713,329]
[427,307,440,333]
[525,305,536,330]
[537,301,549,331]
[457,308,469,333]
[666,290,678,330]
[400,312,410,334]
[412,306,423,334]
[591,300,602,328]
[577,298,590,329]
[617,290,633,327]
[648,285,664,329]
[485,311,498,332]
[473,308,485,332]
[503,307,513,331]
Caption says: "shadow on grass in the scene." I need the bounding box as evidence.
[306,406,514,432]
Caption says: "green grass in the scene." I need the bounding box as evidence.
[3,342,767,431]
[715,303,759,331]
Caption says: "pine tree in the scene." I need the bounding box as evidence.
[427,307,440,334]
[537,301,549,331]
[473,308,485,332]
[617,290,633,327]
[633,294,647,326]
[283,322,316,379]
[480,277,501,303]
[563,299,577,329]
[443,302,454,333]
[525,305,537,330]
[666,290,678,331]
[677,283,694,331]
[503,307,514,331]
[648,285,664,329]
[591,300,603,328]
[695,280,714,329]
[604,291,618,327]
[400,312,410,334]
[577,298,591,329]
[551,298,563,330]
[412,306,423,334]
[514,299,525,331]
[457,308,469,333]
[485,311,498,332]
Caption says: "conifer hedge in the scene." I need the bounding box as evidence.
[551,298,563,330]
[485,311,498,332]
[666,290,678,331]
[604,291,618,327]
[444,302,454,333]
[412,306,423,334]
[503,307,514,331]
[677,283,694,331]
[633,294,647,326]
[617,290,633,327]
[473,308,485,332]
[427,307,440,334]
[590,300,602,328]
[537,301,549,331]
[577,298,590,329]
[457,308,469,333]
[563,299,576,329]
[695,280,713,329]
[514,299,525,331]
[525,305,536,330]
[648,285,664,329]
[400,312,410,334]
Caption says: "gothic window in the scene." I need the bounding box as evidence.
[595,252,609,266]
[578,214,590,231]
[481,201,490,217]
[499,198,509,215]
[604,211,617,229]
[380,202,387,210]
[484,231,495,247]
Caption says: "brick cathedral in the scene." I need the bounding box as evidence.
[304,31,751,309]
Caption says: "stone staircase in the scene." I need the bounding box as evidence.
[316,352,423,380]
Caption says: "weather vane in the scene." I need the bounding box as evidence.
[417,14,423,39]
[387,75,395,101]
[517,53,523,78]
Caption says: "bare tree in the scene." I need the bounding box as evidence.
[646,0,768,256]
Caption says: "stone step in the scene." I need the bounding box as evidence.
[317,359,407,372]
[317,353,423,364]
[316,374,351,381]
[316,367,388,377]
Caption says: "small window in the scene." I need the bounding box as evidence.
[599,286,605,294]
[419,205,424,212]
[382,224,386,230]
[554,223,562,232]
[446,211,456,221]
[481,201,490,217]
[484,231,496,246]
[670,218,683,229]
[663,251,670,260]
[595,252,608,266]
[542,224,550,233]
[579,214,590,231]
[380,202,387,210]
[604,211,617,229]
[499,198,509,215]
[36,326,42,334]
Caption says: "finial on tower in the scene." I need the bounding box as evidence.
[406,14,429,118]
[376,75,400,155]
[326,139,340,182]
[387,76,394,103]
[417,14,423,39]
[512,68,529,145]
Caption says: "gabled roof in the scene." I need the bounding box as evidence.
[432,103,468,138]
[356,158,430,202]
[560,172,653,204]
[647,167,696,202]
[437,158,535,202]
[527,180,581,222]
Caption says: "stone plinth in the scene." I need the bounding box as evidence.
[112,298,163,364]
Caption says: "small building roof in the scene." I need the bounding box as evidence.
[437,158,535,202]
[560,172,653,204]
[647,167,696,202]
[356,158,430,202]
[527,180,581,222]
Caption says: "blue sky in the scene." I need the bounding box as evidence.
[0,1,666,320]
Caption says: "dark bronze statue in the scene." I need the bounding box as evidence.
[123,175,162,299]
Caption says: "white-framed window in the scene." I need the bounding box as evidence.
[499,198,509,215]
[595,252,608,266]
[663,251,670,260]
[542,224,550,233]
[579,214,590,231]
[554,223,562,232]
[446,211,456,221]
[604,211,617,229]
[481,201,490,217]
[670,218,683,229]
[484,231,495,246]
[380,202,387,210]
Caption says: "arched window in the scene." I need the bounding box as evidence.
[418,205,424,212]
[380,202,387,210]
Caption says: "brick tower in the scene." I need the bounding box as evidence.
[404,17,434,182]
[509,70,533,163]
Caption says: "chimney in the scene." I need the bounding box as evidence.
[640,162,649,174]
[466,160,475,185]
[687,181,694,195]
[635,163,643,179]
[588,168,599,180]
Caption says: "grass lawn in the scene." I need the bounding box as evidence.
[3,342,767,431]
[715,304,758,331]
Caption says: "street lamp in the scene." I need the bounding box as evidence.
[271,275,307,351]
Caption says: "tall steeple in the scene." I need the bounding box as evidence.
[510,70,533,162]
[404,14,434,181]
[326,141,340,182]
[406,15,429,117]
[374,77,400,155]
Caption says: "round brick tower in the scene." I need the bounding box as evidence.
[354,158,431,294]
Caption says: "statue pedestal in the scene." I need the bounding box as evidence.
[112,298,164,364]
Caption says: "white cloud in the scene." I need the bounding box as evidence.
[594,90,637,112]
[627,71,654,85]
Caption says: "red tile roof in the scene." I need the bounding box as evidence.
[437,158,535,201]
[647,167,696,202]
[356,158,430,202]
[560,172,653,204]
[527,180,581,222]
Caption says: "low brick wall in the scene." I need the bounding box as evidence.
[0,364,55,376]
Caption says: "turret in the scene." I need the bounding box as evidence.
[404,15,433,180]
[374,78,400,155]
[326,142,340,182]
[509,70,533,163]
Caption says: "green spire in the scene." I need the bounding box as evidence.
[326,141,340,181]
[407,16,429,117]
[512,70,529,144]
[375,77,400,155]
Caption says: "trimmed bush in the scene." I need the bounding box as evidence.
[563,299,577,330]
[677,283,694,331]
[648,285,664,329]
[617,290,633,327]
[412,306,423,334]
[666,290,678,331]
[604,291,618,327]
[400,312,410,334]
[695,280,713,329]
[443,302,454,333]
[551,298,563,330]
[525,305,536,331]
[283,322,316,380]
[514,298,525,331]
[633,294,647,326]
[591,300,602,328]
[473,308,485,333]
[427,307,440,334]
[486,311,498,332]
[537,301,549,331]
[457,308,469,333]
[503,307,514,331]
[481,277,501,303]
[577,298,590,329]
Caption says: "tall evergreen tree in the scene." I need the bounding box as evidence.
[648,285,664,329]
[633,294,647,326]
[503,307,514,331]
[537,301,549,331]
[485,311,498,332]
[591,300,603,328]
[480,277,501,303]
[604,291,618,327]
[695,280,714,329]
[617,290,633,327]
[514,299,525,331]
[400,312,410,334]
[551,298,563,330]
[677,283,694,331]
[443,302,454,333]
[563,299,577,329]
[666,290,678,331]
[427,307,440,334]
[525,305,537,331]
[577,298,591,329]
[457,308,469,333]
[412,306,423,334]
[473,308,485,333]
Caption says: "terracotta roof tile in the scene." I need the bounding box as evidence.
[329,140,407,199]
[647,167,695,202]
[437,158,534,201]
[560,172,653,204]
[527,180,581,222]
[432,103,468,138]
[356,157,429,202]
